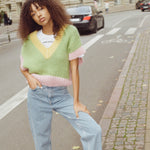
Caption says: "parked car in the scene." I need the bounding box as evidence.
[140,0,150,11]
[66,5,104,33]
[136,0,144,9]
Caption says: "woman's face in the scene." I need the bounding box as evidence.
[30,3,52,27]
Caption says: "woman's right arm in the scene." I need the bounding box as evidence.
[20,67,42,89]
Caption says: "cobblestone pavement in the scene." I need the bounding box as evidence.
[100,29,150,150]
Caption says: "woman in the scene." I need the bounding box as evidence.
[19,0,102,150]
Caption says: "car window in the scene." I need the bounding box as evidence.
[67,6,92,15]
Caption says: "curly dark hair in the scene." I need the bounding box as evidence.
[18,0,72,40]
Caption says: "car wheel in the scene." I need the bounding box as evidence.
[142,9,144,12]
[92,22,97,33]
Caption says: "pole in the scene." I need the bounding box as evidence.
[7,25,11,42]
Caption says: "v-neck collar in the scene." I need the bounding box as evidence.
[29,26,66,59]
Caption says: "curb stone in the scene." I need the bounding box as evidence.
[145,30,150,150]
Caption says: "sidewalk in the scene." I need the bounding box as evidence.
[0,23,18,34]
[0,23,19,45]
[106,4,135,14]
[99,29,150,150]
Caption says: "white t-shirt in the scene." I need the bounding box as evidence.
[37,29,55,48]
[37,29,84,58]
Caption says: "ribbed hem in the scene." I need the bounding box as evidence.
[69,46,86,61]
[32,74,72,87]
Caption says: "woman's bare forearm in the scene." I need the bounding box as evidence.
[70,58,90,117]
[70,58,80,103]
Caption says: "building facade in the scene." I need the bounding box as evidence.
[0,0,23,22]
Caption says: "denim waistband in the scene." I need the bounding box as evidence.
[41,85,67,90]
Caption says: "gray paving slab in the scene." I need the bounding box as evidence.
[99,29,150,149]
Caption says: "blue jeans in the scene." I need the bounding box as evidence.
[27,86,102,150]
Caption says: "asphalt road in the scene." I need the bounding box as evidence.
[0,10,150,150]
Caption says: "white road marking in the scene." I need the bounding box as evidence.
[112,16,131,28]
[97,28,104,34]
[106,28,121,35]
[0,87,28,120]
[139,15,150,28]
[83,34,104,50]
[125,28,137,35]
[0,34,104,120]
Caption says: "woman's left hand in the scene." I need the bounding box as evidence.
[74,101,91,118]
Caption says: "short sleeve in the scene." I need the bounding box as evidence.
[20,54,28,71]
[20,43,28,71]
[68,26,86,62]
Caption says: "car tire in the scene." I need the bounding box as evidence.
[142,9,144,12]
[92,22,97,33]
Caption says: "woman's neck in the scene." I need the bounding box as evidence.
[42,21,54,35]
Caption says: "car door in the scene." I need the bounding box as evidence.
[91,6,98,27]
[92,6,101,28]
